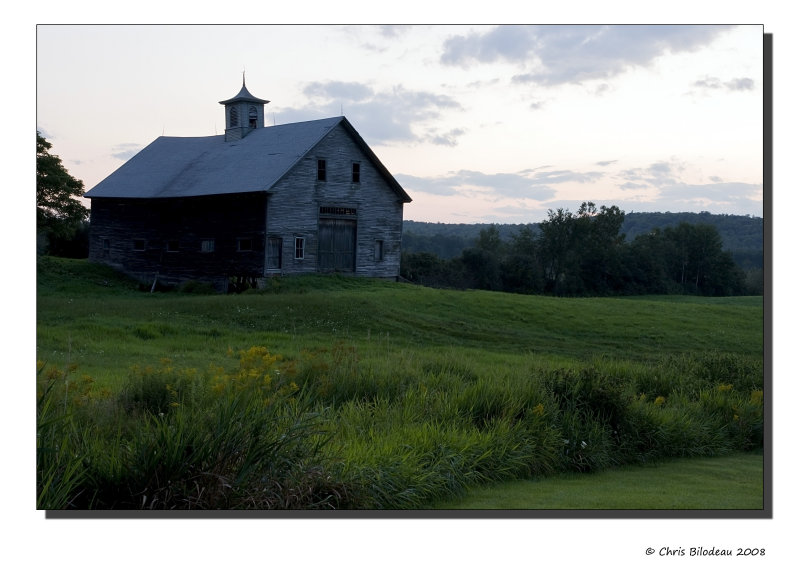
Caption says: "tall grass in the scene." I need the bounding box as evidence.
[37,345,764,509]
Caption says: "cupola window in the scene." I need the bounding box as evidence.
[230,107,239,127]
[249,106,258,128]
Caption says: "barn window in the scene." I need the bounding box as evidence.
[249,106,258,128]
[230,107,239,127]
[237,238,253,252]
[102,238,110,251]
[133,239,146,251]
[201,239,215,253]
[319,206,357,218]
[374,240,384,261]
[295,237,305,260]
[267,237,282,269]
[352,162,361,183]
[317,159,327,181]
[167,239,180,252]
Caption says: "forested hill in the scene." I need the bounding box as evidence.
[403,212,763,268]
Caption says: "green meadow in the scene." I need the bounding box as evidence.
[36,256,764,510]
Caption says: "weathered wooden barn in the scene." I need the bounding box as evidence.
[85,80,412,291]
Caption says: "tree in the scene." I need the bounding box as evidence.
[574,203,625,294]
[656,222,745,296]
[538,207,576,293]
[501,225,544,294]
[37,132,89,239]
[450,225,502,291]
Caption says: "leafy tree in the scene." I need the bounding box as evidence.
[537,203,626,295]
[574,203,626,294]
[538,207,576,294]
[501,225,544,294]
[653,222,744,296]
[37,132,89,243]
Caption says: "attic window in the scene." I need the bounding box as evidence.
[230,107,239,127]
[352,162,360,183]
[317,159,327,181]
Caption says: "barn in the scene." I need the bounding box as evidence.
[85,79,412,292]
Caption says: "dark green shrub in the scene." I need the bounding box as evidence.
[543,367,630,432]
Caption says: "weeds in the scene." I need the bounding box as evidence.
[37,343,764,509]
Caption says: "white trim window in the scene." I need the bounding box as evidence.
[294,237,305,260]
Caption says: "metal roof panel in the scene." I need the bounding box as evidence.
[85,117,343,199]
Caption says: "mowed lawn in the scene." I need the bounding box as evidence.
[36,256,764,380]
[433,452,764,511]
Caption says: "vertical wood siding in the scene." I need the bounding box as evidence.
[266,122,406,278]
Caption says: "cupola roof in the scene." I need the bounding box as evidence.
[218,76,270,105]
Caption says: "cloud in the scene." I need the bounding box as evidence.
[279,81,462,145]
[111,143,142,161]
[692,76,756,92]
[657,181,762,204]
[441,25,541,66]
[396,167,606,199]
[726,77,756,91]
[595,160,618,167]
[620,161,683,187]
[616,160,762,209]
[424,128,466,147]
[526,169,604,185]
[378,25,412,38]
[441,25,732,87]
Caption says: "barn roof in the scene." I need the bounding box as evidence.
[84,116,411,203]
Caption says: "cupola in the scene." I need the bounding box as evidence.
[219,74,270,142]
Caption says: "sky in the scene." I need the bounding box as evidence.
[35,24,764,224]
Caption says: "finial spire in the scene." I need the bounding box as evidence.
[242,69,246,87]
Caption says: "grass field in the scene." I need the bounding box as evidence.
[432,451,764,510]
[36,256,765,510]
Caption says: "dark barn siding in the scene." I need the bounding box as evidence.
[89,193,267,289]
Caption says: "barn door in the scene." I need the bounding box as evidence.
[318,218,356,272]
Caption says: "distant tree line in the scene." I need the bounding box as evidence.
[403,212,763,269]
[401,202,761,296]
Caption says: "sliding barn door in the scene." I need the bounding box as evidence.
[318,218,356,272]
